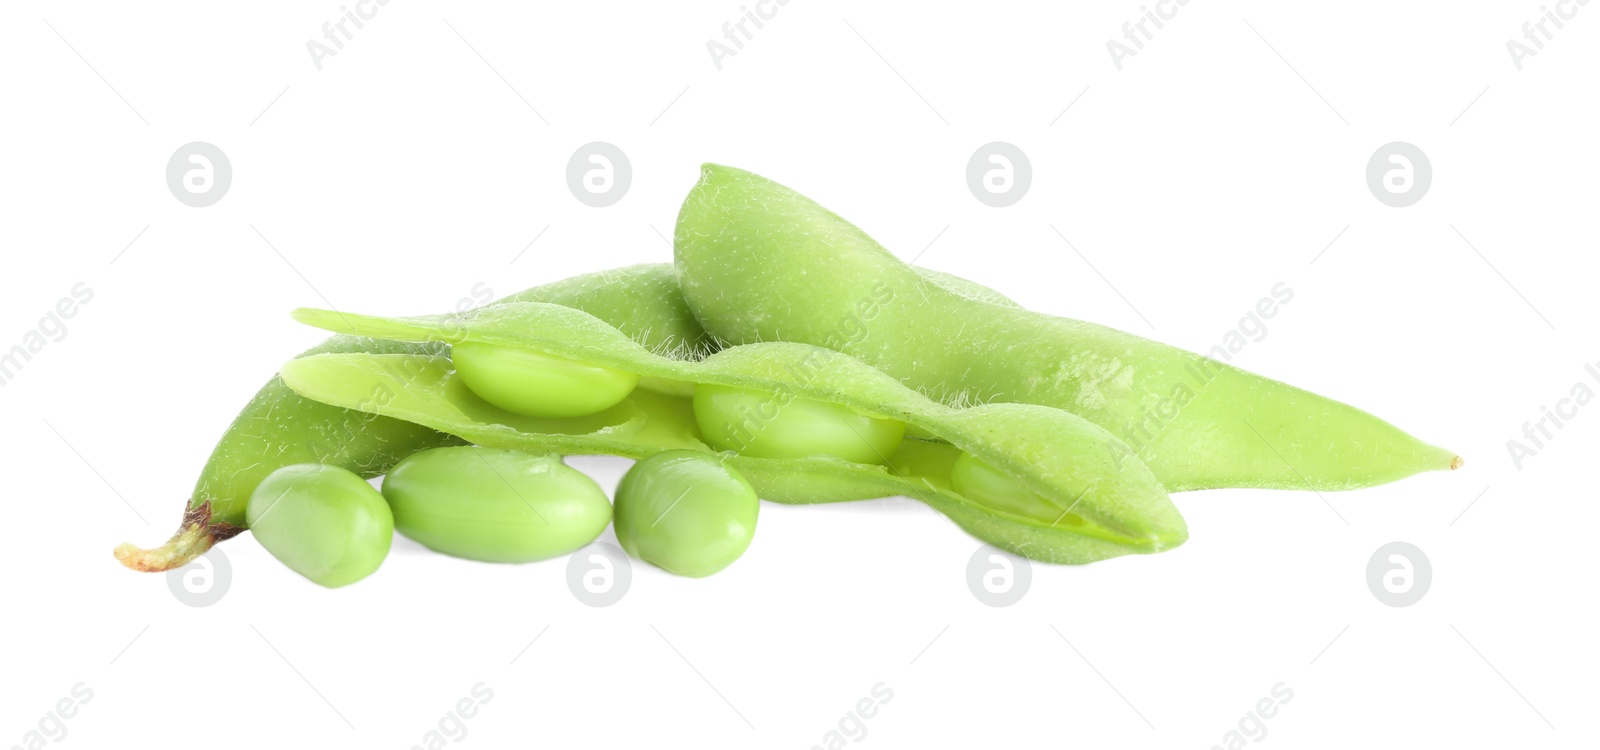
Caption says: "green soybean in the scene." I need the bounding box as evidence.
[279,299,1187,564]
[672,164,1461,492]
[614,451,759,577]
[117,262,1014,573]
[693,384,905,464]
[114,264,710,572]
[452,341,640,418]
[246,464,393,588]
[381,446,612,563]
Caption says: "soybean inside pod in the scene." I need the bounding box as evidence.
[281,301,1188,564]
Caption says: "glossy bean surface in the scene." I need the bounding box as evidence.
[246,464,393,588]
[614,450,759,577]
[452,341,639,418]
[950,452,1084,527]
[693,384,904,464]
[381,446,612,563]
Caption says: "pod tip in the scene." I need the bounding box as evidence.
[1449,455,1465,470]
[289,307,327,324]
[114,502,241,573]
[114,536,204,572]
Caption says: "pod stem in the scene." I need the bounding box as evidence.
[113,501,243,572]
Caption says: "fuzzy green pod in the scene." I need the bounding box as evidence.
[115,261,1016,574]
[114,264,712,572]
[673,164,1460,491]
[280,300,1187,564]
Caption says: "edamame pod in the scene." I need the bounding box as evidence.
[673,164,1460,491]
[382,447,612,563]
[114,262,1011,572]
[114,264,710,572]
[280,300,1187,563]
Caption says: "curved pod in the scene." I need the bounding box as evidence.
[672,164,1460,491]
[281,300,1188,564]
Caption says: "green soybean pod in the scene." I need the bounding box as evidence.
[693,384,905,464]
[246,464,393,588]
[381,446,612,563]
[672,164,1461,492]
[117,260,1016,574]
[115,264,711,573]
[281,300,1188,564]
[614,451,759,577]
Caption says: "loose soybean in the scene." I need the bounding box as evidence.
[245,464,393,588]
[614,451,759,577]
[381,446,612,563]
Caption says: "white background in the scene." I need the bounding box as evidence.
[1,2,1595,748]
